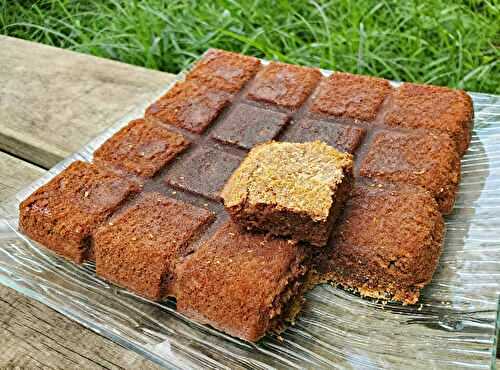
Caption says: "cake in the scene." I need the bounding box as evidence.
[221,141,353,246]
[315,182,444,304]
[384,82,474,155]
[93,118,189,178]
[19,161,140,263]
[94,192,214,300]
[145,80,231,134]
[359,130,460,214]
[211,103,290,150]
[282,118,366,154]
[175,221,312,342]
[165,145,242,201]
[247,62,322,109]
[185,49,260,93]
[146,49,262,134]
[310,72,393,121]
[18,49,476,342]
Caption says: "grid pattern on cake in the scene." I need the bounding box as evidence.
[18,49,474,341]
[95,192,214,300]
[165,145,242,201]
[211,103,291,149]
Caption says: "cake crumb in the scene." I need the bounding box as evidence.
[221,141,353,246]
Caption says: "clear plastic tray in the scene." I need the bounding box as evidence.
[0,64,499,368]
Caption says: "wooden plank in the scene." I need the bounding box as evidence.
[0,285,161,370]
[0,36,175,169]
[0,152,161,369]
[0,151,44,203]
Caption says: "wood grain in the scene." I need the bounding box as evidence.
[0,151,44,203]
[0,285,161,370]
[0,36,175,169]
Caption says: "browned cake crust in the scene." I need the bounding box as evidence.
[315,183,444,305]
[221,141,353,246]
[175,221,311,342]
[19,161,140,263]
[359,130,460,214]
[185,49,261,93]
[94,192,214,300]
[310,72,392,121]
[93,118,190,178]
[384,82,474,156]
[145,80,231,134]
[166,145,242,201]
[247,62,322,109]
[227,174,353,247]
[282,118,366,154]
[211,103,291,150]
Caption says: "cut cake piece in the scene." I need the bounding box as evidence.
[94,192,214,300]
[221,141,353,246]
[175,221,312,342]
[185,48,260,93]
[19,161,140,263]
[384,82,474,156]
[315,182,444,304]
[359,130,460,214]
[93,118,189,178]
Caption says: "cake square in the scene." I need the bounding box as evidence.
[384,83,474,155]
[175,221,311,342]
[94,193,214,300]
[310,72,392,122]
[165,146,242,201]
[19,161,140,263]
[93,119,190,178]
[281,118,366,154]
[185,49,260,93]
[211,104,290,149]
[221,141,353,246]
[315,183,444,305]
[145,80,231,134]
[359,130,460,214]
[246,62,322,109]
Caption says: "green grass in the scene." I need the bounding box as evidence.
[1,0,499,93]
